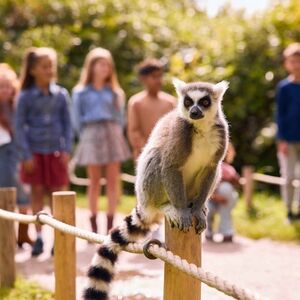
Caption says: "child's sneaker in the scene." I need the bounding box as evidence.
[89,215,98,233]
[31,237,44,257]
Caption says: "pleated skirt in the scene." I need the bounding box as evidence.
[74,121,131,166]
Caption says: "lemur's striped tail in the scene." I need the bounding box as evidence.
[83,207,154,300]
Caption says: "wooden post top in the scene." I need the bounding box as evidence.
[52,191,76,196]
[0,187,16,192]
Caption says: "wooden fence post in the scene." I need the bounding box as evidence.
[164,220,201,300]
[0,187,16,288]
[242,166,254,211]
[53,191,76,300]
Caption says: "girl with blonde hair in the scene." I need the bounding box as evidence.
[73,47,130,233]
[0,63,32,247]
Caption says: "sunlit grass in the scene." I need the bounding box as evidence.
[76,192,136,215]
[0,278,53,300]
[233,193,300,242]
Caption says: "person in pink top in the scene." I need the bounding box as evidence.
[206,143,240,242]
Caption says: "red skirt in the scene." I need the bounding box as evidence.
[21,152,69,188]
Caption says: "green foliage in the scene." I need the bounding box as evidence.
[0,277,54,300]
[1,0,300,174]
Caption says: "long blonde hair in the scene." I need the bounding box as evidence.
[75,47,124,108]
[0,63,19,135]
[19,47,57,89]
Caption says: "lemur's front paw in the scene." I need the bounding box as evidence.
[164,206,192,232]
[192,207,207,234]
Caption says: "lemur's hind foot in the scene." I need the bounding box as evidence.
[192,206,207,234]
[162,204,193,232]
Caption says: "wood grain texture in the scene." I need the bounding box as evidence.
[0,188,16,288]
[164,220,201,300]
[53,191,76,300]
[242,166,254,210]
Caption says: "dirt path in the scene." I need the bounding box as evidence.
[15,208,300,300]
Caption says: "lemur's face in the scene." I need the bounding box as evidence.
[183,90,212,120]
[173,78,229,123]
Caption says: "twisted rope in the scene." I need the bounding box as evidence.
[0,208,267,300]
[144,243,266,300]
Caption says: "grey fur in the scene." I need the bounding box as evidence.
[135,79,229,233]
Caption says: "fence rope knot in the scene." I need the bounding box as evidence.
[143,239,164,260]
[36,211,51,224]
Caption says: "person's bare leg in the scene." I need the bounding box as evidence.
[87,165,101,232]
[106,161,121,232]
[31,185,45,233]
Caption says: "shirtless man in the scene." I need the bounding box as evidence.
[127,58,176,159]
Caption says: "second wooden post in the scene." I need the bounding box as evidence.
[0,187,16,288]
[53,191,76,300]
[242,166,254,211]
[164,220,201,300]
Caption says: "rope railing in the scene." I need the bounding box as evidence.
[241,166,300,210]
[252,172,300,187]
[0,207,267,300]
[70,158,299,188]
[68,159,135,186]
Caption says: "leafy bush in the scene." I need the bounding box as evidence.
[1,0,300,177]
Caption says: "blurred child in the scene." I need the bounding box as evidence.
[276,43,300,222]
[16,48,72,256]
[206,143,240,242]
[72,48,130,234]
[0,63,32,247]
[127,58,176,159]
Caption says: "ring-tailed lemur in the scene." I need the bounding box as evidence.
[83,78,229,300]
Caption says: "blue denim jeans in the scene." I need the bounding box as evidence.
[207,182,238,236]
[277,143,300,212]
[0,143,29,206]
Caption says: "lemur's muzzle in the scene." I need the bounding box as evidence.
[190,106,204,120]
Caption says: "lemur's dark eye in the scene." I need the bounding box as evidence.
[198,95,211,108]
[184,96,193,108]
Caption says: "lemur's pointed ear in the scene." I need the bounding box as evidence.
[172,77,186,95]
[213,81,229,99]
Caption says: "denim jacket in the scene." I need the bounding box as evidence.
[72,85,124,134]
[15,83,73,160]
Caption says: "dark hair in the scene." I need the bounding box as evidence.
[138,58,163,76]
[19,47,57,89]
